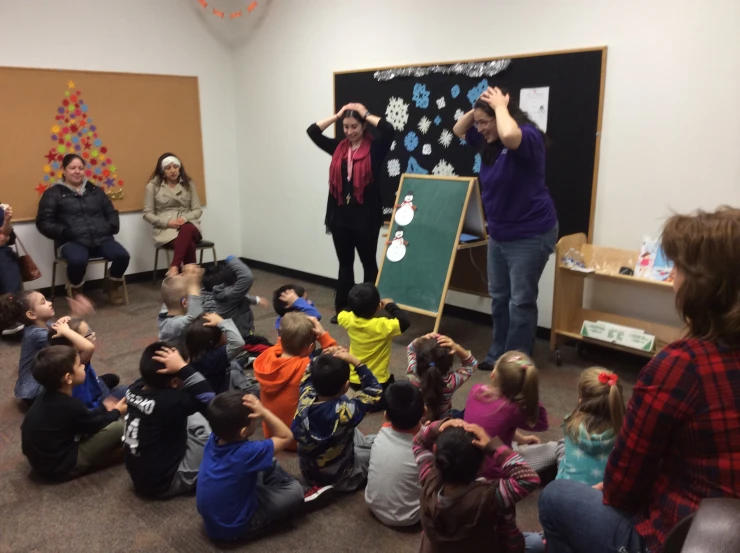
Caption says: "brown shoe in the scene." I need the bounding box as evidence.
[106,279,125,306]
[66,283,84,298]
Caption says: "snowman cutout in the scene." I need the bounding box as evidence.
[394,192,417,226]
[386,230,408,262]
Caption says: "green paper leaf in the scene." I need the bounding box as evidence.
[64,91,70,97]
[64,134,71,141]
[57,145,66,153]
[68,104,75,112]
[110,165,117,172]
[91,149,99,158]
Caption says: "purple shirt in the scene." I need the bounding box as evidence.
[466,125,557,241]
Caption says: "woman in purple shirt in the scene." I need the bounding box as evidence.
[454,87,557,371]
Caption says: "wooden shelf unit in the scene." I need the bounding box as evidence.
[550,233,684,362]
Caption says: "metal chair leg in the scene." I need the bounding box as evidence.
[51,260,58,300]
[153,247,159,285]
[212,246,218,267]
[199,248,203,265]
[122,277,130,306]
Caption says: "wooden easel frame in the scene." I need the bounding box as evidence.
[377,174,486,332]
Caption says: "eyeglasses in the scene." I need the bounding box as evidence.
[84,329,95,339]
[474,119,494,129]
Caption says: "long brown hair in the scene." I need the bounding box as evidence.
[661,207,740,346]
[492,351,540,426]
[564,367,625,441]
[414,336,453,422]
[150,152,193,187]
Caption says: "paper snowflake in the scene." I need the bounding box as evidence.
[412,83,430,109]
[385,96,409,131]
[473,153,481,173]
[432,159,457,176]
[417,116,431,135]
[459,138,467,145]
[387,158,401,177]
[404,131,419,152]
[406,156,429,175]
[454,109,465,121]
[434,116,442,126]
[467,79,489,105]
[438,129,453,148]
[451,84,461,98]
[390,140,396,151]
[436,97,446,109]
[422,144,432,155]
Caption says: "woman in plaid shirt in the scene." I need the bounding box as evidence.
[539,207,740,553]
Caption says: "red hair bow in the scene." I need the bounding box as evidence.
[598,372,618,387]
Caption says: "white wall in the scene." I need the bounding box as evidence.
[0,0,241,289]
[234,0,740,327]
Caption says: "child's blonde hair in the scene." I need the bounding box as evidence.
[492,351,540,426]
[279,312,315,356]
[161,276,188,310]
[564,367,625,441]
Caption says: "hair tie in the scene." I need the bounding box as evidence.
[160,155,181,170]
[598,372,618,387]
[429,362,436,367]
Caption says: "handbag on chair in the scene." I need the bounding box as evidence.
[14,235,41,282]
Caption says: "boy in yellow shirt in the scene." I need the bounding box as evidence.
[337,283,410,410]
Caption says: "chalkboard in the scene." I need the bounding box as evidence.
[376,175,484,329]
[334,47,607,240]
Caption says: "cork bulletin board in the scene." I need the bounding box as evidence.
[0,66,206,221]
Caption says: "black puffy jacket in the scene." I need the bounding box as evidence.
[36,180,120,248]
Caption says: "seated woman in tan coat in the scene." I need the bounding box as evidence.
[143,153,203,276]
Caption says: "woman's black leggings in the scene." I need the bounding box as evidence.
[330,225,379,313]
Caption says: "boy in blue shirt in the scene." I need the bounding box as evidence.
[272,284,321,332]
[197,391,303,542]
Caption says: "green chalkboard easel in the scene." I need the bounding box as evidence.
[376,174,487,331]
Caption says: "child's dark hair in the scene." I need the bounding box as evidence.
[185,314,221,362]
[206,390,253,441]
[0,291,35,329]
[435,427,485,485]
[415,337,453,421]
[32,345,78,391]
[139,341,185,389]
[348,283,380,319]
[312,354,350,397]
[384,381,424,430]
[272,284,306,316]
[202,265,236,292]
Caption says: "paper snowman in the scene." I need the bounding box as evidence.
[394,193,417,226]
[386,230,408,262]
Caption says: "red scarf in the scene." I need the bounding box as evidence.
[329,132,373,205]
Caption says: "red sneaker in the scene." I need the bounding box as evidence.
[303,485,334,502]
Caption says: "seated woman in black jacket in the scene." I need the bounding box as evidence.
[36,154,130,305]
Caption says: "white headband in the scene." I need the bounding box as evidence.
[161,156,181,170]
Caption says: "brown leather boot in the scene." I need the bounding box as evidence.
[66,283,84,298]
[106,279,125,306]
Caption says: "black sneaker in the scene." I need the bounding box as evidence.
[478,361,494,372]
[1,323,24,339]
[330,314,339,325]
[99,373,120,390]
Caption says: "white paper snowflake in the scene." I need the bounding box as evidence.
[390,140,396,151]
[454,108,465,121]
[436,97,446,109]
[385,96,409,131]
[422,144,432,155]
[438,129,453,148]
[417,116,431,135]
[432,159,456,176]
[387,158,401,177]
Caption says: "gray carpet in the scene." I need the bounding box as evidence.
[0,269,645,552]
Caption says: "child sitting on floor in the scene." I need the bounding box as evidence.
[406,333,477,421]
[337,283,410,409]
[365,381,424,527]
[21,344,126,481]
[464,351,549,479]
[197,391,304,542]
[48,318,124,409]
[123,343,215,498]
[272,284,321,332]
[253,313,336,448]
[414,419,543,552]
[158,264,204,342]
[292,346,382,495]
[556,367,625,486]
[186,312,259,395]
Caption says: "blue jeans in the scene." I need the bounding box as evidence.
[539,480,646,553]
[60,240,130,286]
[486,225,558,363]
[0,246,22,294]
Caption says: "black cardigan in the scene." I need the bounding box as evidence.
[307,118,395,233]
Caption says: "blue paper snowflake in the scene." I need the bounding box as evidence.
[52,161,60,169]
[43,175,50,182]
[467,79,489,105]
[94,167,102,175]
[94,139,102,147]
[404,131,419,152]
[71,136,79,144]
[81,104,89,113]
[434,116,442,126]
[451,85,460,98]
[473,153,481,173]
[406,156,429,175]
[459,138,467,146]
[412,83,430,109]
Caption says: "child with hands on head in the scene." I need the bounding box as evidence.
[272,284,321,332]
[158,263,204,342]
[406,333,478,421]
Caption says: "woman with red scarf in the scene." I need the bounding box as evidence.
[307,102,395,323]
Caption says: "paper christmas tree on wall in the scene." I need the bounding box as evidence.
[36,80,124,200]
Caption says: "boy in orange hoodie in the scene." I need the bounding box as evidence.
[253,313,336,450]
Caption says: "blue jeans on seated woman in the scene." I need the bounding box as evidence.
[486,225,557,364]
[539,479,646,553]
[60,240,130,286]
[0,246,22,294]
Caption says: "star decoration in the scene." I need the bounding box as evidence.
[45,149,57,163]
[104,178,115,187]
[35,183,47,195]
[68,80,75,89]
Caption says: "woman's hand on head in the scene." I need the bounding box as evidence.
[481,87,509,111]
[348,103,368,115]
[335,104,352,119]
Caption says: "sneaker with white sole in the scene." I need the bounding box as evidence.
[1,323,24,336]
[303,484,334,502]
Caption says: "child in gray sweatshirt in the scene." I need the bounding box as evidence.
[158,264,204,343]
